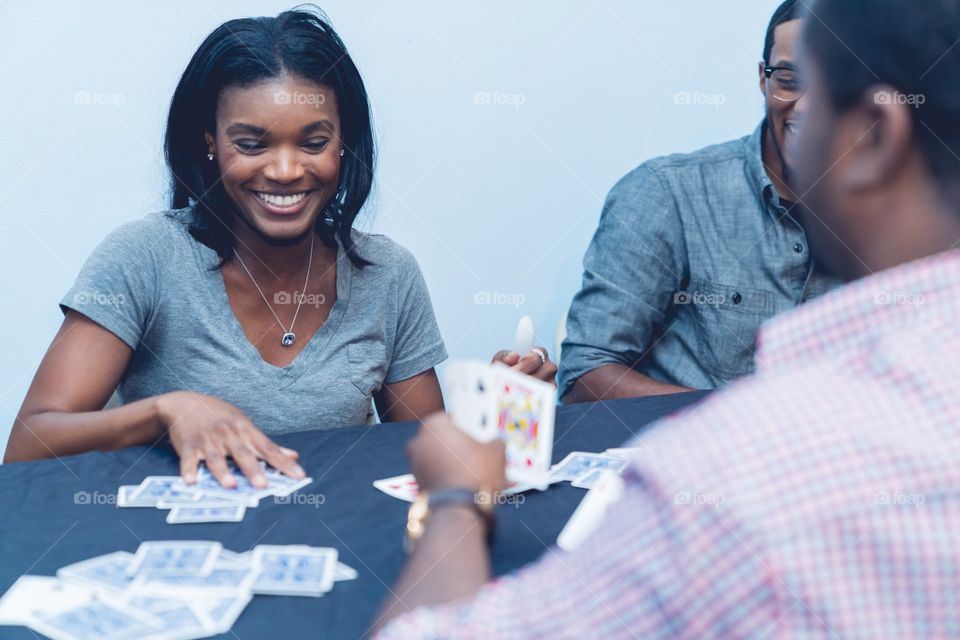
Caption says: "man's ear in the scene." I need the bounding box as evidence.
[835,84,914,194]
[203,131,215,155]
[758,62,767,96]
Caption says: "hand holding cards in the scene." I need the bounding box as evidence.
[444,360,556,488]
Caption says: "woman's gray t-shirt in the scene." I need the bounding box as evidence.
[60,208,448,434]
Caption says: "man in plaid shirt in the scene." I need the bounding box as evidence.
[374,0,960,637]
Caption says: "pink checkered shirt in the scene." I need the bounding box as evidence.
[380,251,960,639]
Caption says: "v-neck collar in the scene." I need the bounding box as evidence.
[193,232,352,390]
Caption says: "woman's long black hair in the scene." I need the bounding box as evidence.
[164,5,374,268]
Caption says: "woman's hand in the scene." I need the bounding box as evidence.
[491,346,558,385]
[157,391,305,489]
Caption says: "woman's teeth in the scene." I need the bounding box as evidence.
[256,192,309,207]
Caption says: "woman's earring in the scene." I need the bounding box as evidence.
[339,149,345,157]
[207,153,215,161]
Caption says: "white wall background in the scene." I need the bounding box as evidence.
[0,0,781,452]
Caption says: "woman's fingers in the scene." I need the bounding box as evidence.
[254,433,306,479]
[492,350,521,366]
[509,347,558,385]
[204,446,236,488]
[178,447,202,485]
[229,439,267,489]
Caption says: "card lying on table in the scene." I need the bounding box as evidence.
[444,360,556,487]
[2,541,358,639]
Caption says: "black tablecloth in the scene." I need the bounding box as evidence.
[0,392,708,639]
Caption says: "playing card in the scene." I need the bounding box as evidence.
[491,363,555,486]
[333,562,358,582]
[132,563,259,596]
[373,474,420,502]
[557,472,626,552]
[166,504,246,524]
[116,485,163,508]
[57,552,137,595]
[0,576,95,626]
[443,360,498,442]
[251,545,337,597]
[194,592,253,633]
[550,452,627,482]
[127,476,200,506]
[572,468,613,490]
[127,541,222,578]
[108,595,213,640]
[604,447,641,459]
[28,599,162,640]
[445,360,556,487]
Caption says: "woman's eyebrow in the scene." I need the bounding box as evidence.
[226,123,268,136]
[301,120,335,135]
[224,120,335,136]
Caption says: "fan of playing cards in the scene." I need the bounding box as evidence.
[0,540,357,639]
[443,359,558,488]
[118,462,313,524]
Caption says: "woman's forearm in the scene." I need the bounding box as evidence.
[4,396,168,463]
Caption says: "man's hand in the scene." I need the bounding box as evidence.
[492,346,558,385]
[407,413,508,493]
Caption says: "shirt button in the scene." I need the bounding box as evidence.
[794,242,804,254]
[732,292,743,305]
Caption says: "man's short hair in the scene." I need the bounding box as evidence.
[763,0,805,64]
[805,0,960,200]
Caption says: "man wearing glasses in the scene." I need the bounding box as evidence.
[560,0,841,402]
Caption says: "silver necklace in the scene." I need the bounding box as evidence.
[233,233,315,347]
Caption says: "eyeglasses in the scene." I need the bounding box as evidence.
[764,65,805,103]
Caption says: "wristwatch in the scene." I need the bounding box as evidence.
[405,487,496,553]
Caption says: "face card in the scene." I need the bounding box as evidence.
[250,545,338,597]
[372,474,419,502]
[127,541,222,578]
[490,363,555,486]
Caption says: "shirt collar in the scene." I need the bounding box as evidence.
[745,119,781,210]
[755,250,960,372]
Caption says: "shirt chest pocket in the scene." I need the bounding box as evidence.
[686,280,775,382]
[347,342,388,397]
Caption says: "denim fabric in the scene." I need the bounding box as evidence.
[559,122,841,397]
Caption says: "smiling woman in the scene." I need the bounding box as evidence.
[2,7,454,490]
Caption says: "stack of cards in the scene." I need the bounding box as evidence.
[0,540,357,639]
[549,451,629,489]
[117,462,313,524]
[444,360,557,488]
[371,450,631,502]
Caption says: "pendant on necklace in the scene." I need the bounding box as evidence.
[281,332,296,347]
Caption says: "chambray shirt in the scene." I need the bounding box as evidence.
[558,122,841,397]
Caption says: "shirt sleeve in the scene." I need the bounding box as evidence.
[384,246,448,384]
[59,218,161,349]
[558,164,688,399]
[375,462,771,639]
